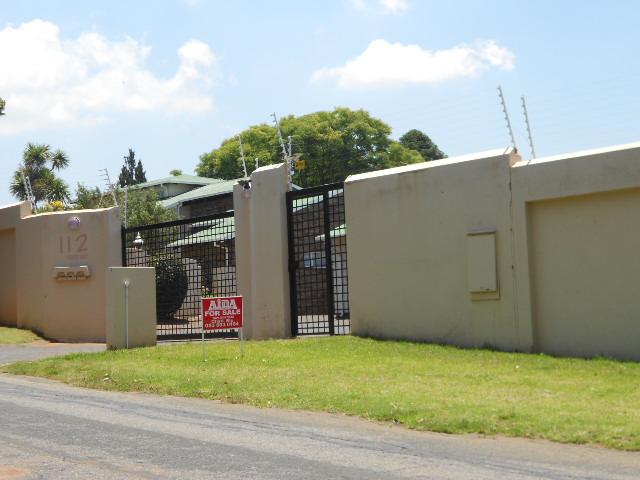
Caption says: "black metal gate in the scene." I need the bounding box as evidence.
[286,182,350,336]
[121,211,237,340]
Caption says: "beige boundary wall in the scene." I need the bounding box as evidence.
[234,163,291,339]
[0,201,31,327]
[345,142,640,361]
[0,204,123,342]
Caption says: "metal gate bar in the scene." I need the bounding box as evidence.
[286,182,350,336]
[121,211,238,340]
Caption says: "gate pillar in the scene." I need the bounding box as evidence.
[234,163,291,339]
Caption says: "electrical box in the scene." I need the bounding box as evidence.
[467,231,498,297]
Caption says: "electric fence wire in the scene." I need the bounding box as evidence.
[279,75,639,166]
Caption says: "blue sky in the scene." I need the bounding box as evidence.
[1,0,639,205]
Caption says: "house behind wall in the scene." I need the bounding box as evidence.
[345,142,640,361]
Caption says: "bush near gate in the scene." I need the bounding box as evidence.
[152,256,188,321]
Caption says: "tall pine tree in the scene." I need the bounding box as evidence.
[118,149,146,187]
[134,159,147,184]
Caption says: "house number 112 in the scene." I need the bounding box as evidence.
[59,234,88,254]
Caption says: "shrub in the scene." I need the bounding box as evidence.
[153,256,188,321]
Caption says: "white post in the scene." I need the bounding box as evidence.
[123,279,130,348]
[124,186,129,228]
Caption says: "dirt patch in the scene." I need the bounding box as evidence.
[0,467,29,479]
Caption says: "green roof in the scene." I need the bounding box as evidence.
[315,224,346,241]
[190,214,234,228]
[160,178,244,209]
[131,174,222,190]
[292,189,342,213]
[167,217,235,247]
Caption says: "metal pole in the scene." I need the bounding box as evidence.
[271,112,288,161]
[239,327,244,357]
[322,191,336,335]
[238,134,248,177]
[124,186,129,228]
[22,170,36,213]
[521,95,537,159]
[287,135,294,188]
[497,85,517,151]
[271,112,292,190]
[123,279,130,348]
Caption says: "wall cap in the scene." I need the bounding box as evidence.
[345,147,514,184]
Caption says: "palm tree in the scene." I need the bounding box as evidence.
[10,143,71,207]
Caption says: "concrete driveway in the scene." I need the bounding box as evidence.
[0,341,105,365]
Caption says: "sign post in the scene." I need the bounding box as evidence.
[201,296,244,360]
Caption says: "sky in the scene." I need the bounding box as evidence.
[1,0,639,205]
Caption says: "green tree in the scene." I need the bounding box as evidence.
[125,189,176,227]
[10,143,70,206]
[398,129,446,161]
[118,148,147,187]
[197,108,427,187]
[73,183,105,209]
[0,97,5,116]
[134,159,147,184]
[72,183,176,228]
[118,149,135,187]
[169,169,183,176]
[382,142,425,168]
[197,124,278,179]
[281,108,394,186]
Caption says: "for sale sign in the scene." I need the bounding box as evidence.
[202,296,243,331]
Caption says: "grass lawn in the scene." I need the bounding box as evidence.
[0,326,41,344]
[3,336,640,450]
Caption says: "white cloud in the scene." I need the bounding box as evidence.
[349,0,409,14]
[183,0,202,7]
[349,0,367,9]
[0,19,219,134]
[311,39,515,89]
[379,0,409,14]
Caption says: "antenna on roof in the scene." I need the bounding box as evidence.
[497,85,517,151]
[520,95,537,160]
[237,134,248,177]
[99,168,118,207]
[22,170,36,213]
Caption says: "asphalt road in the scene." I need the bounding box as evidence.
[0,374,639,479]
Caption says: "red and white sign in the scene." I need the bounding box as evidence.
[202,296,243,331]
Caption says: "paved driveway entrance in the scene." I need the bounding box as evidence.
[0,341,105,365]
